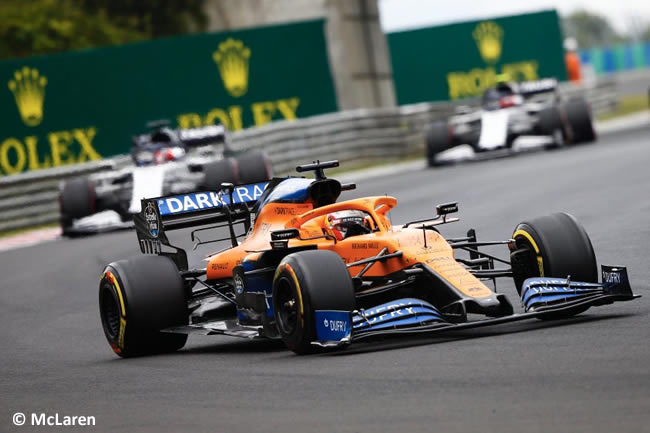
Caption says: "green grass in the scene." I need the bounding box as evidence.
[0,222,58,239]
[598,94,650,121]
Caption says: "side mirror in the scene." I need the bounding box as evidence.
[436,202,458,216]
[220,182,235,195]
[271,229,300,241]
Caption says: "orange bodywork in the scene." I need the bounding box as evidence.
[206,196,494,299]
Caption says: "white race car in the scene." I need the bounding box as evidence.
[59,121,272,236]
[426,79,596,166]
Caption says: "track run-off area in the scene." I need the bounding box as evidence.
[1,123,649,432]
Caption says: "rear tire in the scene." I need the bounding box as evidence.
[565,98,596,144]
[203,158,239,190]
[99,256,188,357]
[60,178,95,234]
[236,151,273,184]
[511,213,597,319]
[426,120,453,167]
[272,250,355,354]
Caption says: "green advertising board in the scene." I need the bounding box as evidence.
[0,19,337,176]
[388,10,567,104]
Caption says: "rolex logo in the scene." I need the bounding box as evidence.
[473,21,504,64]
[8,66,47,127]
[212,38,250,98]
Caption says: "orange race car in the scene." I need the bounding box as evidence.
[98,161,638,357]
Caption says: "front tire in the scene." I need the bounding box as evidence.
[511,213,597,319]
[426,120,453,167]
[272,250,355,354]
[538,106,567,149]
[60,178,95,235]
[99,256,188,357]
[565,98,596,143]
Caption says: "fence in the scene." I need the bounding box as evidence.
[580,41,650,76]
[0,78,617,233]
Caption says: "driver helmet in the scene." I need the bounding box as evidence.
[324,210,374,241]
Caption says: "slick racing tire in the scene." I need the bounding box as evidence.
[565,98,596,144]
[426,120,453,167]
[99,256,188,357]
[59,177,96,235]
[236,151,273,184]
[511,213,597,319]
[203,158,239,190]
[538,106,567,149]
[272,250,355,354]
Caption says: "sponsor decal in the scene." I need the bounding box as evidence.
[144,202,160,238]
[157,182,269,216]
[234,273,245,294]
[351,242,380,250]
[211,262,230,271]
[275,207,298,215]
[8,66,47,126]
[361,302,416,323]
[445,21,540,99]
[602,267,626,285]
[213,38,251,98]
[315,310,351,341]
[352,298,444,330]
[525,278,596,294]
[473,21,503,64]
[173,38,300,130]
[2,67,102,175]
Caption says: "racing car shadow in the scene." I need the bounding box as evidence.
[183,337,288,355]
[178,312,635,357]
[324,312,636,357]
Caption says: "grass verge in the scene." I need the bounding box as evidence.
[598,94,650,121]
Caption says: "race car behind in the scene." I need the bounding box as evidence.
[426,78,596,166]
[59,121,272,236]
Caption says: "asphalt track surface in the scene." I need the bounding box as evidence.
[1,125,649,433]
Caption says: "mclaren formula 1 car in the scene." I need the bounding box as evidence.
[59,121,272,236]
[98,160,638,357]
[426,78,596,166]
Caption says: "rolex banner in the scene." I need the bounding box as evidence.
[0,19,337,176]
[388,10,567,104]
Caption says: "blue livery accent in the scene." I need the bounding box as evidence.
[157,182,269,216]
[315,310,352,342]
[521,277,605,311]
[259,177,313,207]
[352,298,447,332]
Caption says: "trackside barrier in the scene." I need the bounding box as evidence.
[0,79,616,233]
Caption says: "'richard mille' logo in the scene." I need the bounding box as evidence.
[212,38,251,98]
[473,21,504,64]
[8,66,47,126]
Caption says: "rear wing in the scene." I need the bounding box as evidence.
[133,181,271,269]
[518,78,558,97]
[132,125,227,149]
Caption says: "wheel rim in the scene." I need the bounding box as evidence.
[100,283,121,340]
[275,277,298,336]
